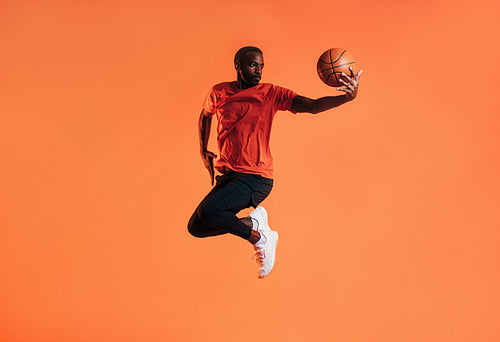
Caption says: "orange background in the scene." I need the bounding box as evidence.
[1,0,499,341]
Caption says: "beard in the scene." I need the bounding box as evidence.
[245,75,260,86]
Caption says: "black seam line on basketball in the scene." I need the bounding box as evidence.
[333,61,355,69]
[325,67,340,86]
[329,50,345,82]
[318,59,331,64]
[318,61,356,73]
[327,49,345,86]
[325,71,335,85]
[319,66,335,72]
[329,49,333,70]
[328,50,336,86]
[331,50,346,64]
[332,69,340,86]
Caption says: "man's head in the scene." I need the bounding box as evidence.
[234,46,264,88]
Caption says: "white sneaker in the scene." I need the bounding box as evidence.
[253,230,279,278]
[249,206,271,232]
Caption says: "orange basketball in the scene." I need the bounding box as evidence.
[317,48,357,87]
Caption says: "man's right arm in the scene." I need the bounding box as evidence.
[291,68,362,114]
[198,109,217,185]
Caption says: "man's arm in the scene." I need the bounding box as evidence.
[199,109,217,185]
[291,67,363,114]
[291,94,350,114]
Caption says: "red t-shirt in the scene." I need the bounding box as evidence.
[203,81,298,178]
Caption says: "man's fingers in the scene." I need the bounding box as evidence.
[341,73,357,88]
[208,155,214,171]
[339,78,355,90]
[338,69,361,99]
[346,68,363,84]
[355,69,363,82]
[349,66,356,77]
[341,72,353,82]
[336,87,352,94]
[208,157,215,185]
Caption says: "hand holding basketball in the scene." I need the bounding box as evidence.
[337,67,363,101]
[317,48,363,101]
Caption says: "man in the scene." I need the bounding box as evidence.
[188,46,362,278]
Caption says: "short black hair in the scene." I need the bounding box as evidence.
[234,46,263,66]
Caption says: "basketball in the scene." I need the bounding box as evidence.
[317,48,357,87]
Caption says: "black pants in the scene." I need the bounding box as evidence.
[188,171,273,239]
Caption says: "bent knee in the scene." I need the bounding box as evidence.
[187,225,204,238]
[187,216,205,238]
[197,204,220,225]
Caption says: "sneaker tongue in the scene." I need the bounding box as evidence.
[255,232,267,247]
[251,217,259,230]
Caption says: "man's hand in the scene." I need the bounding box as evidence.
[201,150,217,185]
[198,109,217,185]
[337,67,363,101]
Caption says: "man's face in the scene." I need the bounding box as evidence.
[236,51,264,87]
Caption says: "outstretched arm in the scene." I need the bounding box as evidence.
[198,109,217,185]
[291,67,363,114]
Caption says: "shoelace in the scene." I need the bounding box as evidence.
[252,247,266,267]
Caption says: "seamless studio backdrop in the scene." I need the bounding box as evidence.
[1,0,499,341]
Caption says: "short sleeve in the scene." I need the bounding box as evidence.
[271,85,298,113]
[202,86,217,115]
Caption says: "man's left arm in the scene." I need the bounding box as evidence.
[291,67,363,114]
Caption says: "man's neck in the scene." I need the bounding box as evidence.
[236,78,258,90]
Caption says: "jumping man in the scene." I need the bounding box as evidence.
[188,46,362,278]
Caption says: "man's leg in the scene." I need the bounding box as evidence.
[187,172,277,278]
[187,212,227,238]
[187,173,259,240]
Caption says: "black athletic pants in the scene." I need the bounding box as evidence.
[188,170,273,239]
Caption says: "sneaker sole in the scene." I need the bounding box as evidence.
[258,231,278,279]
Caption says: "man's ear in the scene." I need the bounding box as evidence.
[234,62,240,70]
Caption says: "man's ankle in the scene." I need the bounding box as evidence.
[248,229,261,244]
